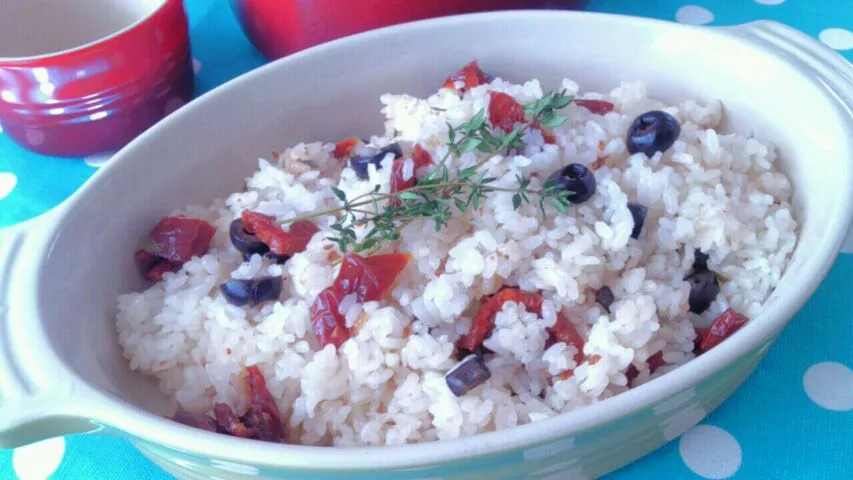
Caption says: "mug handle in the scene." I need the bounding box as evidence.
[0,220,99,449]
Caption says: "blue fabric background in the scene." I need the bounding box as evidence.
[1,1,851,478]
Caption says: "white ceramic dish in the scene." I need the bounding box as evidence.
[1,11,852,480]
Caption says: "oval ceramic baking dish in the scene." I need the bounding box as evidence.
[1,11,852,480]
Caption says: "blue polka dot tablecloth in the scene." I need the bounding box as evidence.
[1,0,852,479]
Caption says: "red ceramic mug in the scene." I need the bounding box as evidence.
[0,0,194,158]
[231,0,590,60]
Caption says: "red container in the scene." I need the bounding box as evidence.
[231,0,589,60]
[0,0,193,158]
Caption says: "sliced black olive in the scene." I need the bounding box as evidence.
[349,143,403,180]
[229,218,268,256]
[445,354,491,397]
[626,110,681,157]
[692,249,710,271]
[220,276,283,307]
[543,163,597,205]
[627,203,647,240]
[596,286,615,312]
[685,268,719,314]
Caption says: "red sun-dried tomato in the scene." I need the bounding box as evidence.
[244,365,284,442]
[625,365,639,386]
[648,351,666,373]
[698,308,749,352]
[575,99,615,115]
[459,287,539,351]
[311,253,411,349]
[459,287,585,366]
[442,60,491,93]
[134,249,182,282]
[213,403,260,439]
[147,216,216,263]
[488,92,526,132]
[134,216,215,282]
[211,366,284,442]
[311,289,351,349]
[550,315,586,366]
[333,137,361,159]
[241,211,318,256]
[390,144,433,197]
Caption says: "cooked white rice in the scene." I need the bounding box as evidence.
[116,75,797,446]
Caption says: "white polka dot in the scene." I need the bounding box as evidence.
[675,5,714,25]
[0,172,17,200]
[164,97,185,115]
[679,425,742,479]
[0,123,4,132]
[12,437,66,480]
[661,404,707,440]
[819,28,853,51]
[25,129,44,146]
[754,0,785,5]
[193,58,202,74]
[803,361,853,411]
[84,153,114,168]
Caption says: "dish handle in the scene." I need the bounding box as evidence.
[724,20,853,110]
[0,225,99,449]
[725,20,853,246]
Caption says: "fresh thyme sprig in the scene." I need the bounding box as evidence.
[280,89,576,254]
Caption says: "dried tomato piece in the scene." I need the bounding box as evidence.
[625,351,666,387]
[244,365,284,442]
[241,211,319,256]
[389,145,433,207]
[575,99,615,115]
[442,60,491,93]
[699,308,749,352]
[459,287,542,351]
[134,249,181,282]
[549,314,585,366]
[147,216,216,263]
[390,145,432,194]
[213,403,260,439]
[311,288,351,349]
[411,144,433,170]
[211,367,284,442]
[311,253,411,348]
[625,365,639,386]
[488,92,526,132]
[648,351,666,373]
[461,287,586,367]
[337,253,411,301]
[333,137,361,159]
